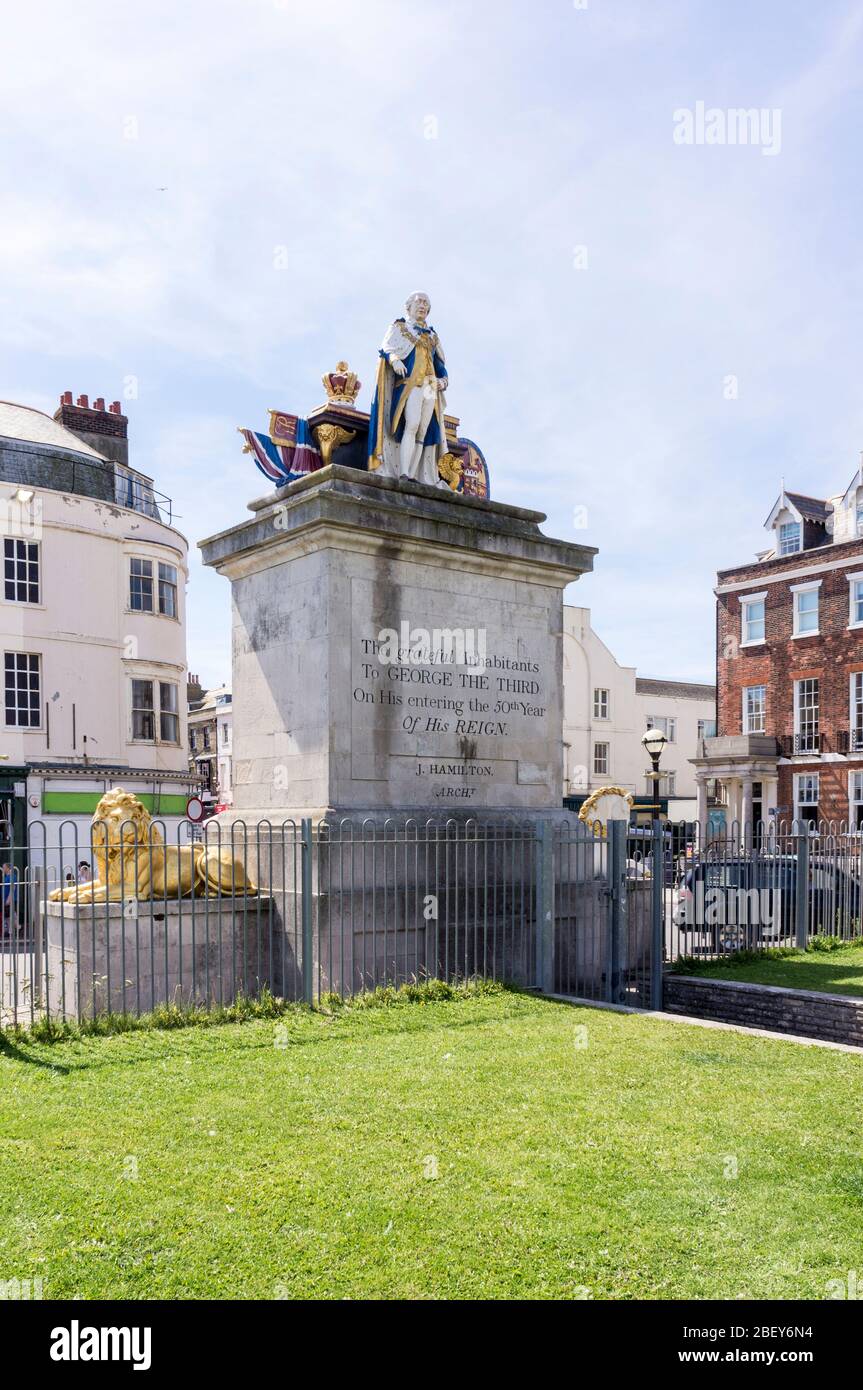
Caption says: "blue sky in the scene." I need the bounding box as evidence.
[3,0,863,687]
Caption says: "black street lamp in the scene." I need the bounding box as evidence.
[642,727,668,823]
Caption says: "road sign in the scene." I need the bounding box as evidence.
[185,795,205,823]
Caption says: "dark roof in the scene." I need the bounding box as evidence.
[785,492,830,523]
[636,678,715,701]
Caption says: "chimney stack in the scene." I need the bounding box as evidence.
[54,391,129,468]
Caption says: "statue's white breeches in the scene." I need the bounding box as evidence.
[400,384,439,483]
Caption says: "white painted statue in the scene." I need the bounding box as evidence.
[367,292,450,488]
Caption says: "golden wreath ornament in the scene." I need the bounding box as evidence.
[576,786,635,838]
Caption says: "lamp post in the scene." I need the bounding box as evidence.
[642,727,668,824]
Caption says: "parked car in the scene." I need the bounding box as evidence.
[673,855,861,949]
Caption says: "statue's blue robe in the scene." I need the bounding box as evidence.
[368,321,447,469]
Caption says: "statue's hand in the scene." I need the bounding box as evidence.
[389,356,407,378]
[437,377,448,392]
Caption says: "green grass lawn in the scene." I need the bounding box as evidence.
[2,988,862,1300]
[679,942,863,998]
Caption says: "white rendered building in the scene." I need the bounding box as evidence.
[562,605,715,821]
[215,688,233,807]
[0,393,195,882]
[188,682,233,807]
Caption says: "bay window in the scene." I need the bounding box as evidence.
[130,557,179,617]
[131,678,180,743]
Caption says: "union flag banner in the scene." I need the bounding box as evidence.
[238,416,321,485]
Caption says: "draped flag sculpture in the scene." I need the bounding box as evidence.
[238,413,320,486]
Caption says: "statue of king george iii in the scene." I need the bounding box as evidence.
[367,291,450,488]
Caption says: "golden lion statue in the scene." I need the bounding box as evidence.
[49,788,257,903]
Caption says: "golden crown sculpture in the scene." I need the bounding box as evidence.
[322,361,361,407]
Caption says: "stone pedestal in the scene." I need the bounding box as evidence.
[199,465,595,822]
[199,466,597,998]
[44,897,277,1019]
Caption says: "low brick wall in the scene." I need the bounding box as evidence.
[664,974,863,1046]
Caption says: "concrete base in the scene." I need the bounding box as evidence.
[44,898,277,1020]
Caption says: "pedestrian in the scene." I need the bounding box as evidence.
[77,860,92,885]
[1,862,18,936]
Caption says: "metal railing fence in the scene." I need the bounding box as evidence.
[666,818,863,962]
[2,816,862,1028]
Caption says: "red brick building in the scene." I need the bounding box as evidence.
[693,477,863,832]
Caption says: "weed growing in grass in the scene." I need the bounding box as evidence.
[320,977,502,1013]
[2,987,305,1047]
[1,977,503,1047]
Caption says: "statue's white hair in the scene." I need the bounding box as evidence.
[405,291,431,316]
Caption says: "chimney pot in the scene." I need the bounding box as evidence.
[109,401,122,414]
[61,390,73,405]
[94,397,106,411]
[76,394,89,408]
